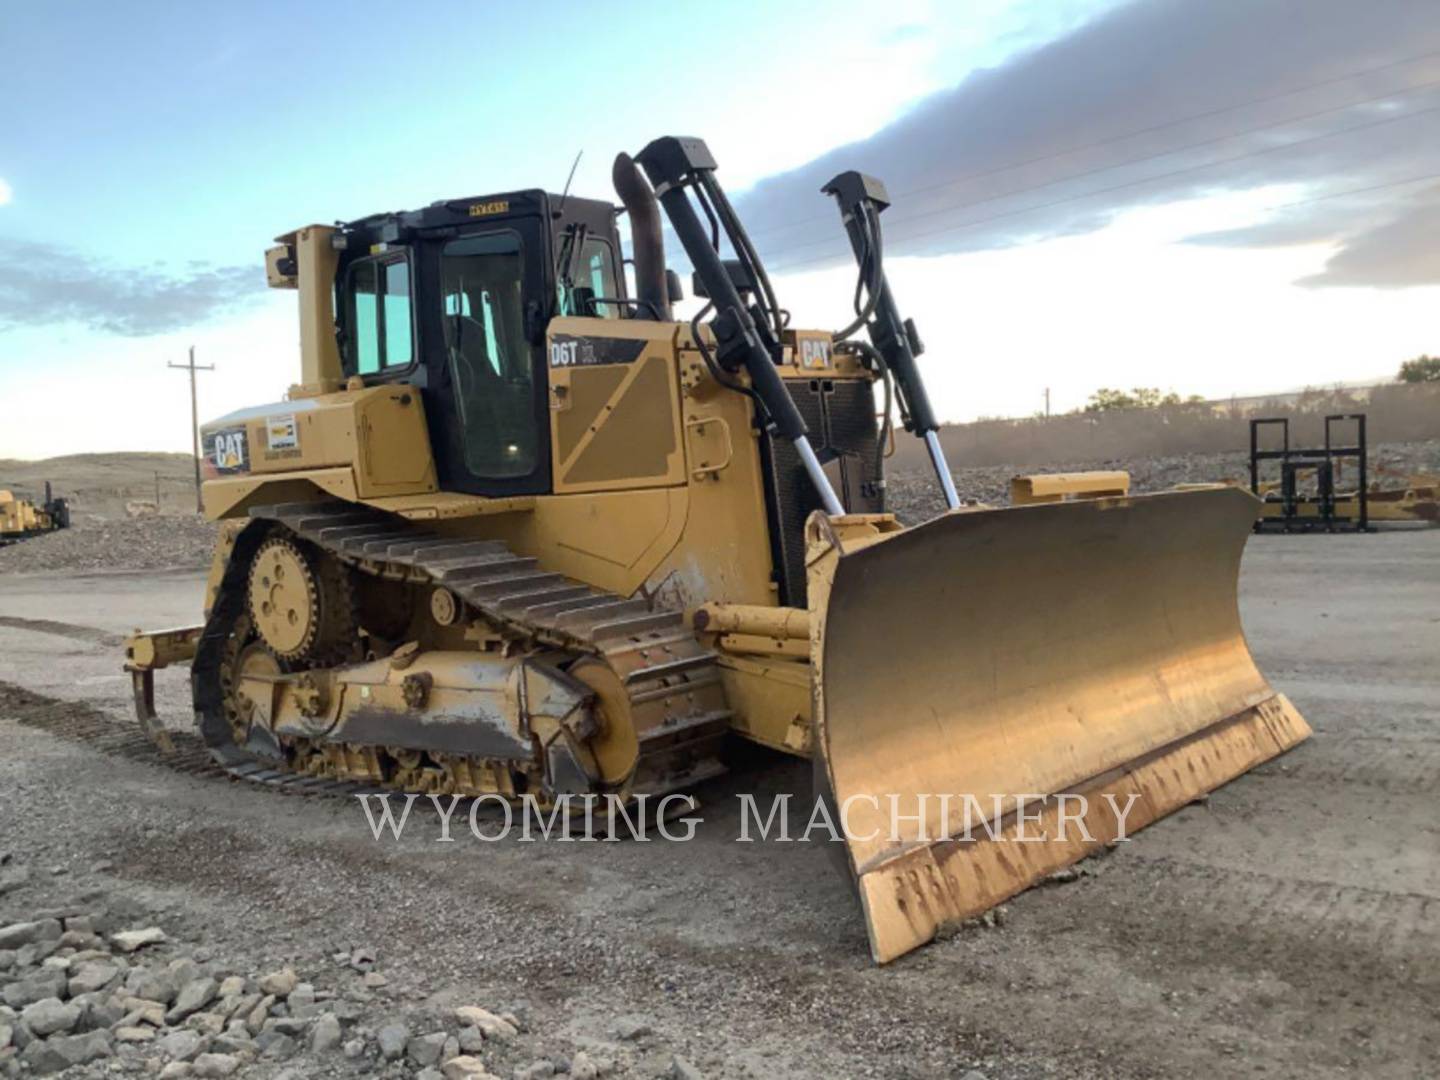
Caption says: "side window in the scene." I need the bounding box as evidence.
[352,262,379,373]
[344,255,413,375]
[556,237,619,318]
[383,261,413,367]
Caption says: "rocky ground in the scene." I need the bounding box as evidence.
[0,448,1436,1078]
[885,438,1440,522]
[0,530,1436,1078]
[0,867,667,1079]
[3,440,1435,576]
[0,518,219,576]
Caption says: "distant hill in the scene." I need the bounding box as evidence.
[0,452,198,519]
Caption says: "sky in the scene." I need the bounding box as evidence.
[1,0,1437,458]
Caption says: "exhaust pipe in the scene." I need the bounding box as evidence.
[612,152,672,321]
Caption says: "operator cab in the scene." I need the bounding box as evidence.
[331,192,626,497]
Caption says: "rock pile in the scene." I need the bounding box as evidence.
[0,515,217,576]
[0,895,704,1079]
[886,438,1440,523]
[0,908,541,1078]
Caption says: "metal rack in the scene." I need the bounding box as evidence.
[1249,413,1369,532]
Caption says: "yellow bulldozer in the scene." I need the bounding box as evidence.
[0,482,69,544]
[125,136,1309,964]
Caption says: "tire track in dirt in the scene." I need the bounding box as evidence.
[0,614,125,647]
[1072,853,1440,973]
[1249,731,1440,791]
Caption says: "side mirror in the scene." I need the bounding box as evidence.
[665,269,685,304]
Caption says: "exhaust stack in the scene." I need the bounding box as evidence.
[612,152,672,321]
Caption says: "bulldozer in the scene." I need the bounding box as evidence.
[124,136,1310,964]
[0,483,69,544]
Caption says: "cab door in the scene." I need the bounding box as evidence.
[419,217,553,496]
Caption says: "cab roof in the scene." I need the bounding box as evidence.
[337,191,619,247]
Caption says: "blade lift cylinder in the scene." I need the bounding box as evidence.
[822,171,960,510]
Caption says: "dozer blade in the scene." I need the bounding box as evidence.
[807,487,1311,964]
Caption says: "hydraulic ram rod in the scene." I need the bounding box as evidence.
[823,171,961,510]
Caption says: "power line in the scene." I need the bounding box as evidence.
[761,109,1440,274]
[745,46,1440,242]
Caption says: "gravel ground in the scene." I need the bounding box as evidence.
[0,525,1437,1078]
[885,439,1440,522]
[2,440,1434,576]
[0,518,218,576]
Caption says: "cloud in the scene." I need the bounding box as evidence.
[730,0,1440,289]
[0,178,11,206]
[1296,192,1440,287]
[0,241,266,336]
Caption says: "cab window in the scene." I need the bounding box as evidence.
[344,255,413,375]
[556,236,620,318]
[440,232,538,478]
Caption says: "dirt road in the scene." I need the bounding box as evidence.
[0,529,1436,1079]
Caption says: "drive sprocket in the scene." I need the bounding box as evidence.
[247,534,357,665]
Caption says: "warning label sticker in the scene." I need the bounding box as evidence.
[266,414,298,452]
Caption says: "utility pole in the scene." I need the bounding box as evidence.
[1044,387,1051,419]
[168,346,214,513]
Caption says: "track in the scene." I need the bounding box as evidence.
[186,500,732,800]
